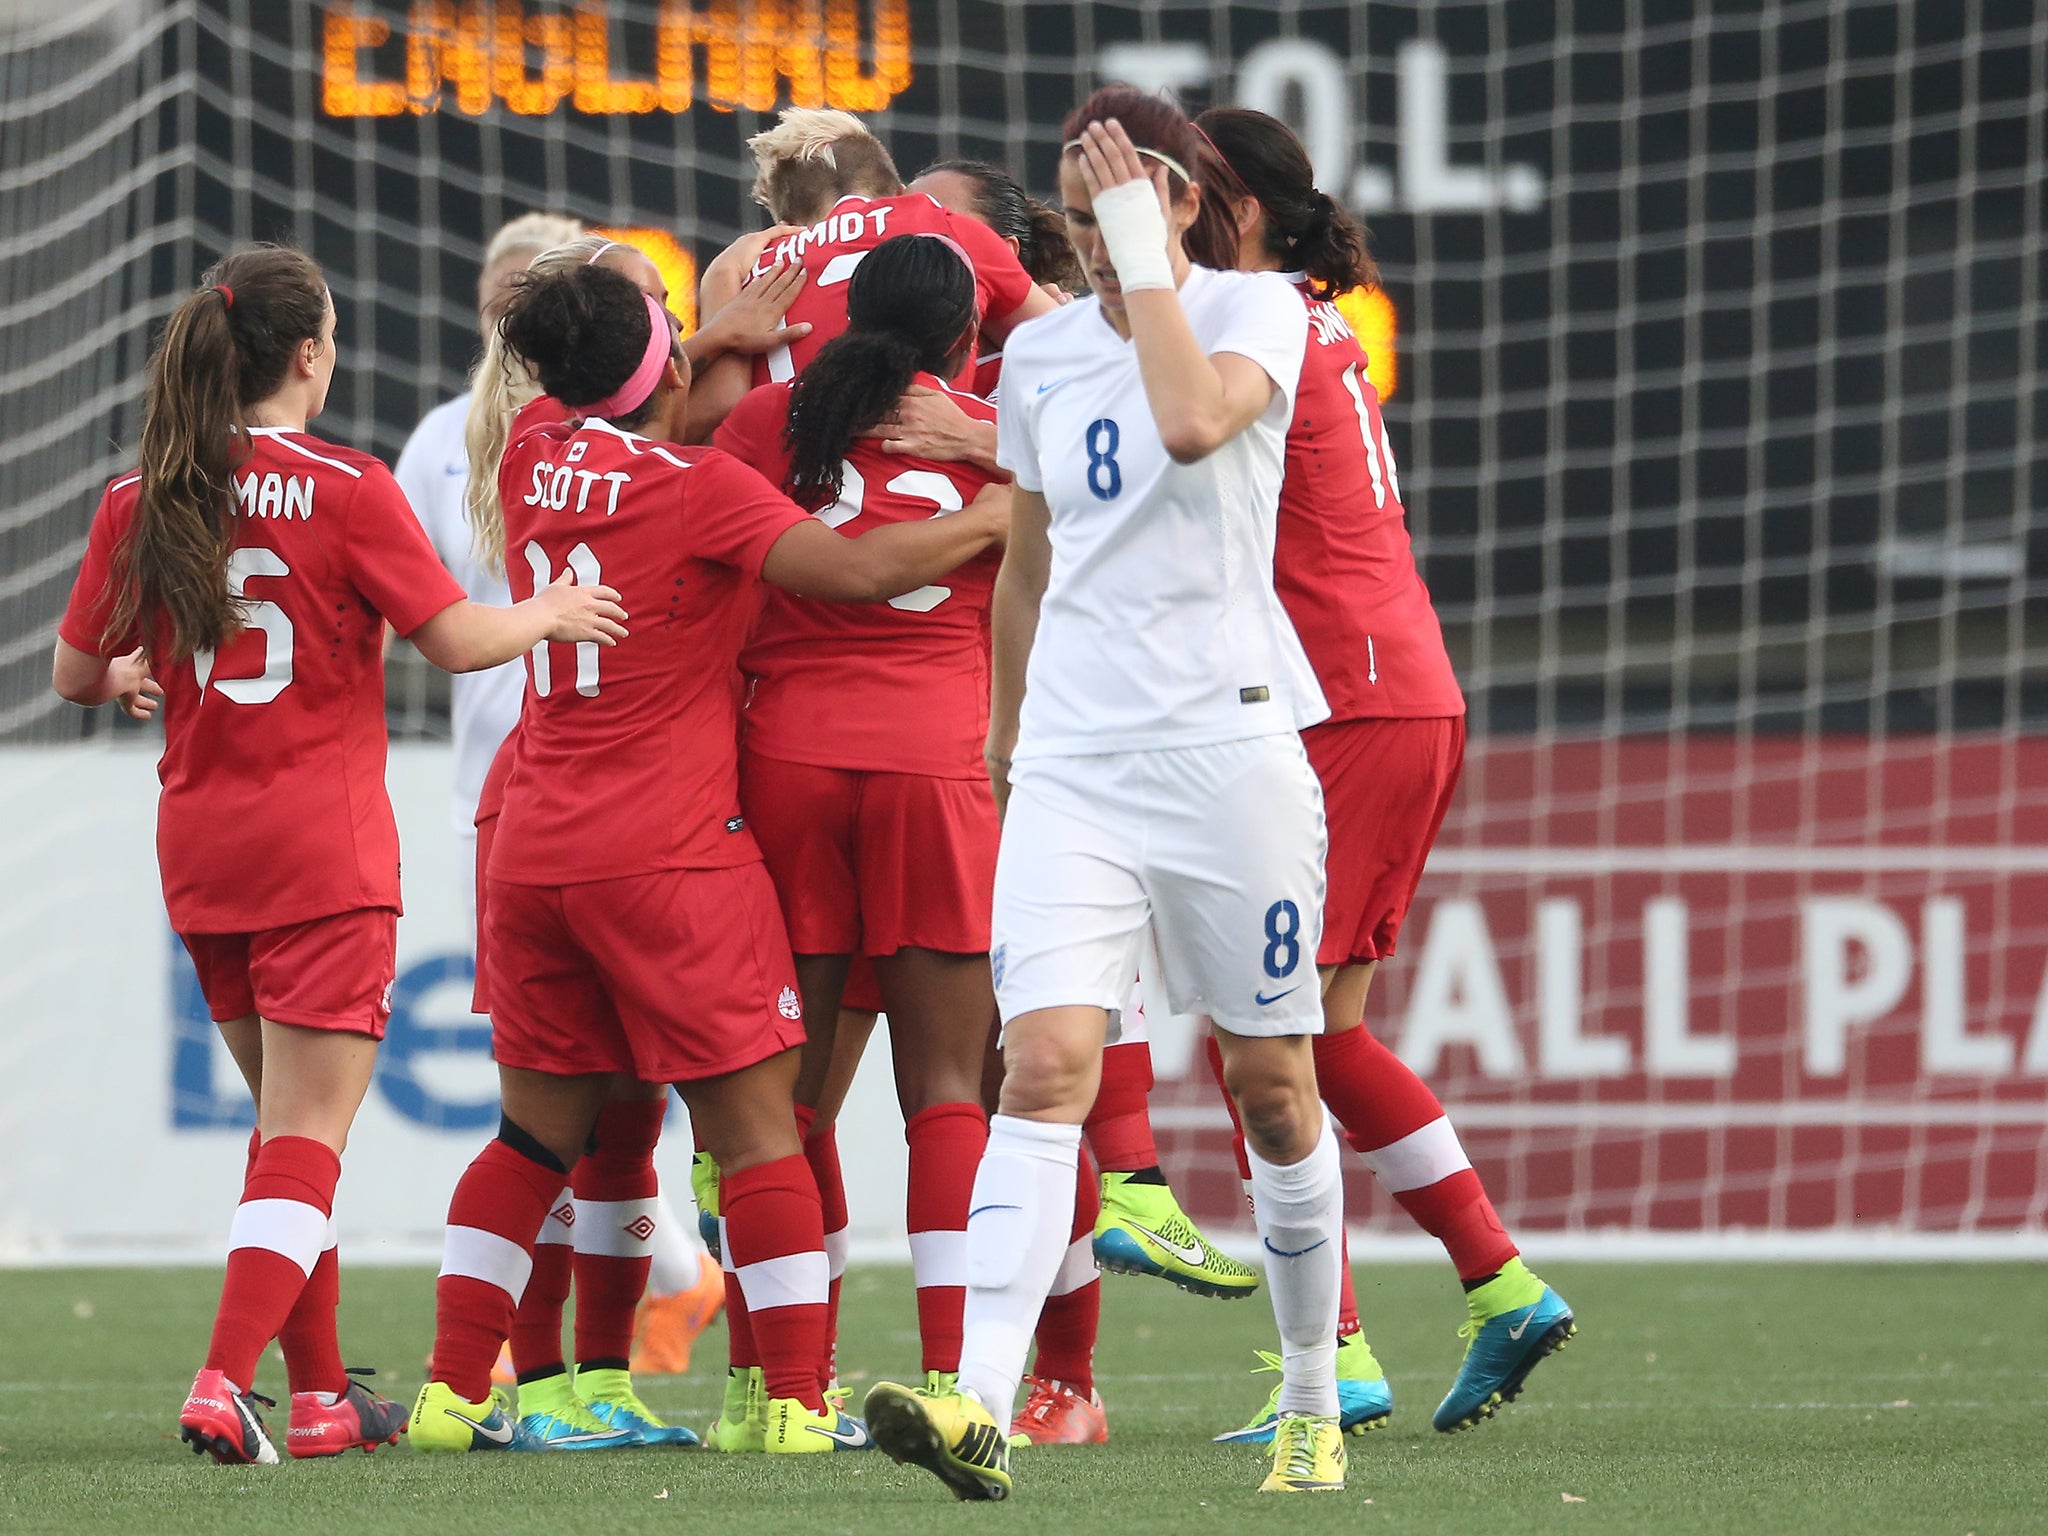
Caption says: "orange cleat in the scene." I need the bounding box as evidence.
[490,1341,516,1387]
[630,1251,724,1376]
[1007,1375,1109,1447]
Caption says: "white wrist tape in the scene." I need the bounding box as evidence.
[1092,179,1176,293]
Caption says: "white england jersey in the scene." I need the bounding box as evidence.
[994,265,1327,759]
[392,393,524,833]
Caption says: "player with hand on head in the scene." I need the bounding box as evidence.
[52,245,625,1466]
[1195,105,1575,1439]
[709,233,1010,1434]
[409,259,1007,1458]
[687,108,1059,437]
[862,88,1347,1500]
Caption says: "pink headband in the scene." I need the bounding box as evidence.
[919,231,975,275]
[586,292,673,419]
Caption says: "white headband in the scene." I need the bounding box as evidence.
[1061,139,1192,182]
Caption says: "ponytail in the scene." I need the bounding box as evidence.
[114,245,327,661]
[1022,199,1086,294]
[782,233,978,508]
[1194,106,1379,299]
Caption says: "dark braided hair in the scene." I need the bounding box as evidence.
[918,158,1086,294]
[783,234,979,508]
[1194,106,1379,299]
[496,262,677,432]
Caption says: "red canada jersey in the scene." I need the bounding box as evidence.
[58,429,466,932]
[971,349,1005,401]
[744,193,1037,390]
[491,415,812,885]
[1275,277,1465,721]
[715,377,1003,779]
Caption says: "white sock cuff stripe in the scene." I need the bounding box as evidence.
[440,1224,534,1302]
[1243,1109,1338,1190]
[1049,1235,1098,1297]
[536,1193,576,1246]
[1359,1115,1472,1193]
[322,1216,339,1253]
[734,1248,830,1311]
[227,1198,330,1278]
[718,1216,735,1274]
[824,1226,851,1279]
[908,1228,968,1290]
[572,1197,659,1257]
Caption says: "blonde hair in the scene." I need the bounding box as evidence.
[482,212,584,272]
[464,233,616,574]
[747,107,900,223]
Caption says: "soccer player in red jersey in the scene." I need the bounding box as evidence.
[1194,107,1578,1437]
[411,259,1009,1457]
[51,246,626,1466]
[687,108,1059,434]
[712,232,1009,1411]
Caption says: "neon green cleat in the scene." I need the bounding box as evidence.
[1258,1414,1347,1493]
[577,1366,699,1447]
[705,1365,766,1453]
[1215,1333,1394,1443]
[763,1396,873,1453]
[1091,1172,1259,1300]
[513,1371,640,1449]
[691,1151,722,1259]
[863,1382,1012,1502]
[408,1381,543,1453]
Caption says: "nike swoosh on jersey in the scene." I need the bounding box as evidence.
[1124,1220,1207,1266]
[1035,377,1068,394]
[1255,985,1302,1006]
[447,1411,514,1447]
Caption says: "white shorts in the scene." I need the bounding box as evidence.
[991,735,1327,1037]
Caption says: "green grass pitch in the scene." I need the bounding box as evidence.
[1,1261,2043,1534]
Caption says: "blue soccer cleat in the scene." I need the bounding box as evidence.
[1432,1259,1576,1432]
[1213,1334,1394,1444]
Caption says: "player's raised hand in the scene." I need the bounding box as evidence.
[706,261,814,355]
[109,646,163,720]
[1076,119,1173,216]
[536,569,630,646]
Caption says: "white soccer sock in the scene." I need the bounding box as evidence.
[957,1114,1082,1419]
[647,1193,706,1296]
[1246,1111,1344,1418]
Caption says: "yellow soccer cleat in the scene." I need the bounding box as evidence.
[704,1365,766,1453]
[408,1381,544,1453]
[863,1381,1012,1501]
[763,1396,873,1453]
[1258,1413,1347,1493]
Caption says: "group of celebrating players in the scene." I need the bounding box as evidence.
[54,83,1576,1499]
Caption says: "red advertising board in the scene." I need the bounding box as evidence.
[1155,736,2048,1236]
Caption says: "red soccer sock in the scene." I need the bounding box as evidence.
[278,1227,345,1396]
[1204,1035,1256,1187]
[1315,1026,1518,1281]
[724,1154,828,1411]
[509,1193,573,1377]
[205,1135,341,1392]
[794,1106,848,1385]
[431,1138,566,1402]
[905,1101,988,1375]
[572,1099,664,1367]
[1030,1148,1102,1392]
[1084,1040,1158,1172]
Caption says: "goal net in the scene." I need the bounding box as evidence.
[4,0,2044,1252]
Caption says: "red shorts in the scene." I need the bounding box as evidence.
[1307,716,1465,968]
[471,810,499,1015]
[842,953,883,1014]
[485,863,805,1083]
[180,908,397,1037]
[740,750,998,959]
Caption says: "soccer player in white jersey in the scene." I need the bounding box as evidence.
[862,87,1350,1500]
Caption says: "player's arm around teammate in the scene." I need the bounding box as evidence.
[50,247,622,1469]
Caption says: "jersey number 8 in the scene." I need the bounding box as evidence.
[1084,418,1121,500]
